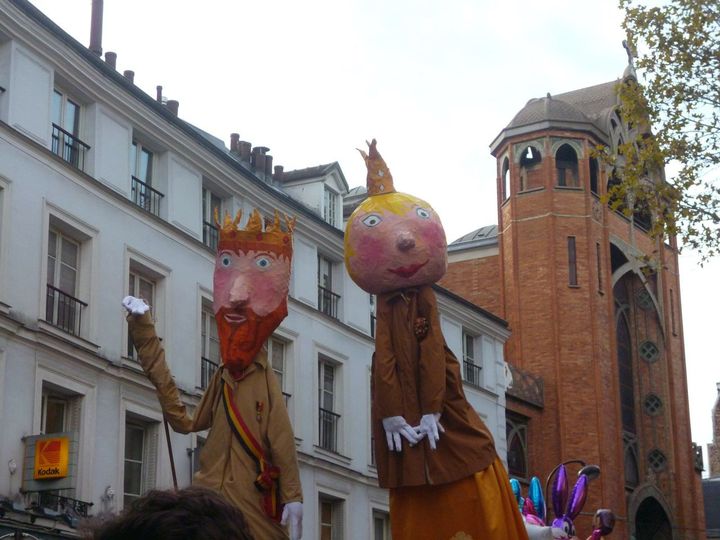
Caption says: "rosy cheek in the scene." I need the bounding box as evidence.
[420,221,446,248]
[351,233,388,269]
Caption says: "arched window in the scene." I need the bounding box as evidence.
[616,306,636,434]
[555,144,579,187]
[624,444,639,489]
[633,196,652,231]
[501,157,510,201]
[506,414,528,479]
[607,168,627,215]
[589,157,599,194]
[519,146,542,191]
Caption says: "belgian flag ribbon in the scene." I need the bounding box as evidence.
[222,381,283,522]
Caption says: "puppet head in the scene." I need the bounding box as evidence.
[344,139,447,295]
[213,209,295,377]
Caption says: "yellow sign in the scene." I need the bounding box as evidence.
[33,437,69,480]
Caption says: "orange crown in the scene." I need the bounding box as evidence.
[358,139,395,196]
[214,208,296,259]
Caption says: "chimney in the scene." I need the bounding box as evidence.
[264,154,273,177]
[273,165,284,182]
[89,0,104,56]
[104,51,116,69]
[156,85,163,102]
[238,141,252,162]
[166,100,179,116]
[251,146,267,173]
[123,70,135,83]
[230,133,240,153]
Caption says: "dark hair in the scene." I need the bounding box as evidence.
[89,487,253,540]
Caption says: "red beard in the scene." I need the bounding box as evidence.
[215,302,287,378]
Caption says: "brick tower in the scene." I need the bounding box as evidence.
[442,69,706,538]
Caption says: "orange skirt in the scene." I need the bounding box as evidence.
[389,458,529,540]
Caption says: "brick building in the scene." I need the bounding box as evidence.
[708,383,720,477]
[441,66,706,538]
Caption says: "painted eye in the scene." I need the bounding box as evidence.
[416,208,431,219]
[219,253,232,268]
[362,214,383,227]
[255,256,272,269]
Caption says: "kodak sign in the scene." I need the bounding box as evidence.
[33,437,69,480]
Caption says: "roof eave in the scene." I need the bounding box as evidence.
[490,120,610,155]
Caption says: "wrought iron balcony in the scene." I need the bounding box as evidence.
[131,175,164,217]
[203,221,219,251]
[51,123,90,171]
[318,407,340,453]
[46,284,87,336]
[463,359,482,387]
[201,357,219,389]
[318,285,340,319]
[506,363,544,408]
[282,392,291,407]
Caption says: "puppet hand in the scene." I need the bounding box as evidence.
[525,524,569,540]
[122,295,150,315]
[281,502,303,540]
[382,416,421,452]
[417,413,445,450]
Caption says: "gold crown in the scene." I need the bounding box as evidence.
[358,139,395,196]
[214,208,296,258]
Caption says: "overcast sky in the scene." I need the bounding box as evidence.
[26,0,720,471]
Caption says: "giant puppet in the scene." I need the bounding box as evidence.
[344,139,529,540]
[123,209,303,540]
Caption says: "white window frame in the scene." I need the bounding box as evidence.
[119,400,161,511]
[462,329,483,387]
[323,186,338,227]
[52,88,81,137]
[318,493,345,540]
[371,508,391,540]
[131,140,154,185]
[200,298,220,389]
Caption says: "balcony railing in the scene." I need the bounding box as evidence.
[28,491,94,519]
[463,359,482,387]
[282,392,291,407]
[201,357,219,389]
[46,284,87,336]
[131,175,164,217]
[319,407,340,453]
[203,221,219,251]
[506,363,544,408]
[318,285,340,319]
[51,123,90,171]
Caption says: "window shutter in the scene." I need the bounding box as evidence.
[144,423,159,492]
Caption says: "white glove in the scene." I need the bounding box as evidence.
[382,416,421,452]
[122,295,150,315]
[525,524,569,540]
[281,501,303,540]
[417,413,445,450]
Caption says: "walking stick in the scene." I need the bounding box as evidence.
[163,416,178,490]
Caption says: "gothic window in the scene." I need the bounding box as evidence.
[616,307,637,434]
[648,449,668,473]
[624,441,640,489]
[636,289,654,310]
[506,414,528,480]
[501,157,510,201]
[555,144,579,187]
[589,157,599,194]
[643,394,663,416]
[568,236,578,287]
[519,146,542,191]
[638,340,660,363]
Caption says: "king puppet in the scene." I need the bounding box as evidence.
[123,209,303,540]
[344,139,530,540]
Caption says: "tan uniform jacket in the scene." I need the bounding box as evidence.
[372,285,498,488]
[128,312,302,540]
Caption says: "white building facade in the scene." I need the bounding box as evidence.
[0,1,511,538]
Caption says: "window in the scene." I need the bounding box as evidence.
[51,89,89,170]
[318,255,340,319]
[506,414,528,480]
[567,236,578,287]
[589,157,599,194]
[202,187,222,251]
[46,229,87,336]
[501,157,510,201]
[596,242,603,293]
[201,303,220,389]
[123,416,158,508]
[670,289,676,335]
[319,496,344,540]
[624,436,639,489]
[130,141,163,216]
[41,384,81,435]
[616,307,637,434]
[127,270,156,359]
[519,145,542,191]
[372,510,391,540]
[318,357,340,453]
[462,330,482,387]
[555,144,579,187]
[324,187,338,227]
[370,294,376,338]
[648,448,668,473]
[268,336,290,406]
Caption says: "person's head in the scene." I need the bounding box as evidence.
[89,487,253,540]
[344,140,447,294]
[212,209,294,374]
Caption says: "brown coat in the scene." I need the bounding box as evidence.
[372,285,497,488]
[128,312,302,540]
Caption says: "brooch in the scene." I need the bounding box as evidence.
[414,317,429,340]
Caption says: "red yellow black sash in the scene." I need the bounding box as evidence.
[222,381,283,522]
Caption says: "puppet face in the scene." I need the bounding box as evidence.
[344,192,448,294]
[213,248,290,371]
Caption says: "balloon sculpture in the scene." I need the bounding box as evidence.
[510,464,615,540]
[344,139,529,540]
